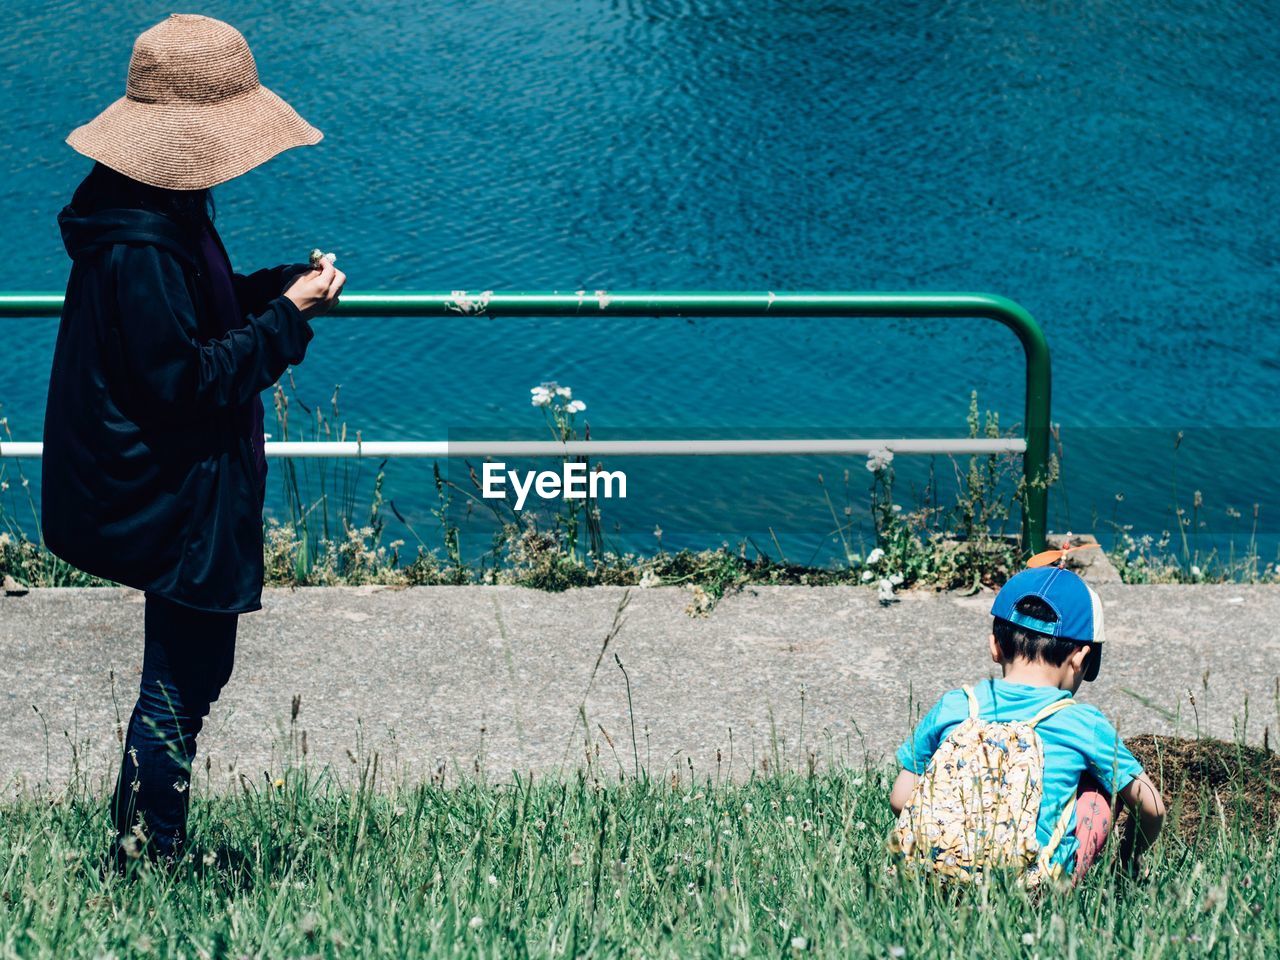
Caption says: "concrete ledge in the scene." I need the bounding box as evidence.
[1,584,1276,789]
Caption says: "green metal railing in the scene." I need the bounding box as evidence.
[0,290,1051,551]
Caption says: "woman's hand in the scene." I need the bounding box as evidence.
[284,259,345,318]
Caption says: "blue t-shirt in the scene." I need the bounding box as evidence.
[895,678,1144,870]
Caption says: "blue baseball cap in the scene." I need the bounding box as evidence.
[991,566,1106,678]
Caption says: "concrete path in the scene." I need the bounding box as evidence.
[1,585,1277,791]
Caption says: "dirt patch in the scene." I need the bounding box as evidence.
[1125,734,1280,846]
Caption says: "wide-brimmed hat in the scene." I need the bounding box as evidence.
[66,13,322,191]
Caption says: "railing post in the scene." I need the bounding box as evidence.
[979,295,1050,554]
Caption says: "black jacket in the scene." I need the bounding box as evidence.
[43,203,314,613]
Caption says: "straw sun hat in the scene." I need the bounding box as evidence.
[66,13,322,191]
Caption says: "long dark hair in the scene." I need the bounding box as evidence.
[71,162,215,236]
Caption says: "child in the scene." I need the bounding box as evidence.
[888,563,1166,884]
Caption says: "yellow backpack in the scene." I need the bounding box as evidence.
[889,685,1077,886]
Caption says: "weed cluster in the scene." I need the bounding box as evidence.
[4,391,1279,596]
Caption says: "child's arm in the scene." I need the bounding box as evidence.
[889,770,919,815]
[1080,709,1162,868]
[1117,772,1166,867]
[891,690,965,814]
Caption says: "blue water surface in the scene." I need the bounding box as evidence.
[1,0,1277,563]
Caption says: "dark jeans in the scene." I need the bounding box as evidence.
[112,593,237,864]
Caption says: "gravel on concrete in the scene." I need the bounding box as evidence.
[1,584,1277,791]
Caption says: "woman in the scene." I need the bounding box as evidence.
[42,13,345,866]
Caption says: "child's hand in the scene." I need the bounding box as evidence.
[1118,842,1154,883]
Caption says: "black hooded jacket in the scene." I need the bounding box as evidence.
[43,201,314,613]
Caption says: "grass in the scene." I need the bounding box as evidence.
[0,736,1276,959]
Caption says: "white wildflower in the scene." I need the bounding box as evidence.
[888,572,904,586]
[861,570,874,582]
[468,915,484,930]
[566,399,586,413]
[790,936,808,951]
[866,547,885,565]
[866,448,894,473]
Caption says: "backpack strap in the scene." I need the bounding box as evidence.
[1027,697,1075,728]
[1035,793,1079,877]
[962,685,980,719]
[1028,697,1078,879]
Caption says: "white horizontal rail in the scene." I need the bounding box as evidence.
[0,438,1024,459]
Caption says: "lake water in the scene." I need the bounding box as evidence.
[2,1,1277,564]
